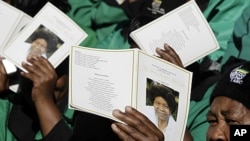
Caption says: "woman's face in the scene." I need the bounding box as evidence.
[153,96,171,120]
[28,38,48,58]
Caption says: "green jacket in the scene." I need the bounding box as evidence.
[67,0,129,48]
[0,97,14,141]
[203,0,250,62]
[221,5,250,65]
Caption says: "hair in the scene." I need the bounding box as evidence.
[30,29,58,54]
[148,82,177,113]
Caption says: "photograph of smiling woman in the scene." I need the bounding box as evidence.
[144,78,179,140]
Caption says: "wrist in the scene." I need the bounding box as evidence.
[33,96,55,107]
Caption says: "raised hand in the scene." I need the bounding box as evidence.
[21,56,64,136]
[21,56,57,103]
[156,43,184,68]
[111,106,164,141]
[0,58,9,93]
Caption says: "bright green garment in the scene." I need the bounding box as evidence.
[0,98,15,141]
[186,84,215,141]
[221,5,250,65]
[95,28,130,49]
[67,0,129,46]
[78,26,98,48]
[203,0,250,62]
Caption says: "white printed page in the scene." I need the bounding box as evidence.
[130,0,219,67]
[6,14,32,46]
[2,2,87,71]
[0,1,24,50]
[69,46,136,121]
[0,1,31,93]
[135,51,192,141]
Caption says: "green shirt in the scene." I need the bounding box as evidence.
[67,0,129,47]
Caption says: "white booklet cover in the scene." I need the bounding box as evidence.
[130,0,219,67]
[69,46,192,141]
[0,0,32,50]
[2,2,88,72]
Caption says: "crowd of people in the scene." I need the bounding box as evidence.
[1,0,250,141]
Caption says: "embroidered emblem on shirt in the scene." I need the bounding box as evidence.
[230,65,249,84]
[147,0,165,15]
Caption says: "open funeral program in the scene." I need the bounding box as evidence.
[130,0,219,67]
[69,46,193,141]
[2,2,87,72]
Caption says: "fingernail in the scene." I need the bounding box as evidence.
[126,106,132,112]
[111,124,120,132]
[112,109,120,116]
[33,56,38,60]
[111,123,117,129]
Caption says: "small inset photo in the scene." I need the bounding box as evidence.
[25,24,64,59]
[145,78,179,139]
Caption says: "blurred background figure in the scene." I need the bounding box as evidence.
[4,0,70,17]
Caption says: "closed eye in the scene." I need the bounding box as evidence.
[207,119,218,125]
[225,119,238,125]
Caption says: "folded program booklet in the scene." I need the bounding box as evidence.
[0,1,32,92]
[130,0,219,67]
[2,2,88,72]
[69,46,193,141]
[0,0,32,50]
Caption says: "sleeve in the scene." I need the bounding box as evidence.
[67,0,128,26]
[42,119,73,141]
[0,97,13,141]
[67,0,129,41]
[202,0,250,62]
[67,0,99,27]
[187,84,216,141]
[221,6,250,65]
